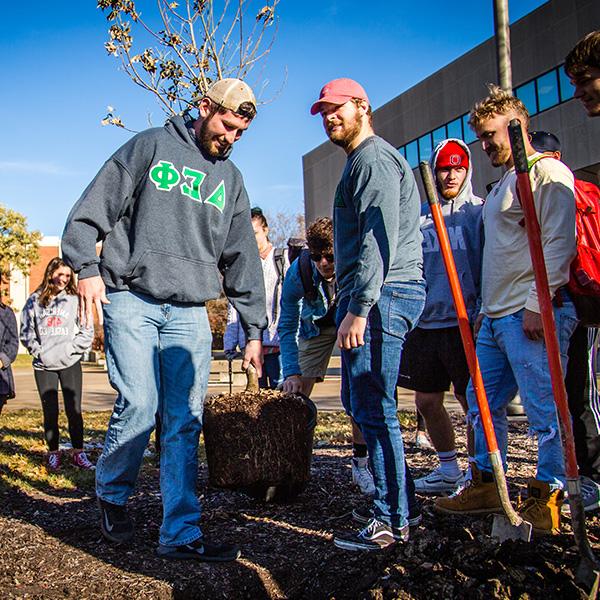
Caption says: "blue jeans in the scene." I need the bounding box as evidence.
[337,281,426,529]
[259,352,283,389]
[468,302,578,487]
[96,289,212,546]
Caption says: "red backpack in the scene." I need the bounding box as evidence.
[568,179,600,326]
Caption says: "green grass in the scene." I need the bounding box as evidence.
[0,409,416,496]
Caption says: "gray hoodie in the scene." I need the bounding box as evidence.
[20,291,93,370]
[418,139,484,328]
[62,114,267,340]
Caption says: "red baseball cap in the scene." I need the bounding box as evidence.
[435,141,469,170]
[310,78,370,115]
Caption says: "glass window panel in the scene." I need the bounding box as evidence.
[432,126,447,148]
[447,118,462,140]
[559,67,573,102]
[418,133,433,162]
[537,70,559,111]
[405,140,418,169]
[515,81,537,115]
[462,114,476,144]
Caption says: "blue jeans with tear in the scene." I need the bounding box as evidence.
[337,281,425,529]
[468,302,578,488]
[96,289,212,546]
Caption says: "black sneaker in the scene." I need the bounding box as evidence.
[98,498,134,543]
[156,537,241,562]
[334,518,409,551]
[352,505,422,527]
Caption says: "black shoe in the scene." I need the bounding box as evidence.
[352,505,422,527]
[156,537,241,562]
[334,518,408,551]
[98,498,134,543]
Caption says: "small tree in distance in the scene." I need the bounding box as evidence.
[267,211,305,248]
[98,0,281,128]
[0,206,42,300]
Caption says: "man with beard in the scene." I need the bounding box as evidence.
[62,79,266,561]
[435,85,577,536]
[311,78,425,550]
[398,139,483,496]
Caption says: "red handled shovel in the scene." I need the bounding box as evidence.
[419,161,532,542]
[508,120,599,593]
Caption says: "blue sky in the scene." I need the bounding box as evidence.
[1,0,546,237]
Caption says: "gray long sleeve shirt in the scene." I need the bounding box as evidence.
[333,135,423,317]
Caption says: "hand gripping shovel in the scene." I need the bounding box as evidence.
[419,161,533,543]
[508,120,600,594]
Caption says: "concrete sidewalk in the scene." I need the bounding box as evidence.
[6,365,464,414]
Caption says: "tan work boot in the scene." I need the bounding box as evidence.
[434,464,502,515]
[518,478,563,535]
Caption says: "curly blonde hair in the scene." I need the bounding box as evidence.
[469,84,530,131]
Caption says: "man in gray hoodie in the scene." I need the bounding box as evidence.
[62,79,266,561]
[399,139,483,495]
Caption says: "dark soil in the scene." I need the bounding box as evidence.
[1,415,599,599]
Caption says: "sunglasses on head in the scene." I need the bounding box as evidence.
[310,252,334,263]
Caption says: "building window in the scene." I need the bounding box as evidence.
[515,80,537,114]
[418,133,433,162]
[432,126,447,148]
[447,117,462,140]
[405,140,419,169]
[462,114,476,144]
[558,67,573,102]
[537,70,560,112]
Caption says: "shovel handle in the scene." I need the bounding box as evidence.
[245,363,259,393]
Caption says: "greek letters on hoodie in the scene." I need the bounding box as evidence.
[61,114,267,340]
[20,291,93,371]
[419,139,484,328]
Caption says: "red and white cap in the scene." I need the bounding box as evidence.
[310,78,370,115]
[435,141,469,170]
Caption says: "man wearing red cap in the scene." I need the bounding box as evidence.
[311,78,425,550]
[398,139,483,496]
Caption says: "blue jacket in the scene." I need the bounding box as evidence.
[277,258,334,379]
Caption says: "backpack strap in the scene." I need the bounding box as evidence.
[272,248,287,325]
[298,249,318,302]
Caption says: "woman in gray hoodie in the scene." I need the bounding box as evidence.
[20,257,94,471]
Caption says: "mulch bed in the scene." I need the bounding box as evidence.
[0,415,598,599]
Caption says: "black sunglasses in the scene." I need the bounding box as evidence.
[310,253,334,263]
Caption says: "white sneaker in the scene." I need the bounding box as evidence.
[414,467,465,495]
[415,431,434,450]
[352,457,375,495]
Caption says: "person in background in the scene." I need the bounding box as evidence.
[224,206,288,389]
[399,139,483,495]
[530,129,600,513]
[0,300,18,414]
[20,257,95,471]
[278,217,375,495]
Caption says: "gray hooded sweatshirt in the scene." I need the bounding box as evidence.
[20,291,93,371]
[62,114,267,340]
[418,138,484,328]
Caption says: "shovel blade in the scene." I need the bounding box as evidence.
[491,514,533,542]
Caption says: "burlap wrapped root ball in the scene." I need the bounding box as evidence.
[203,389,317,502]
